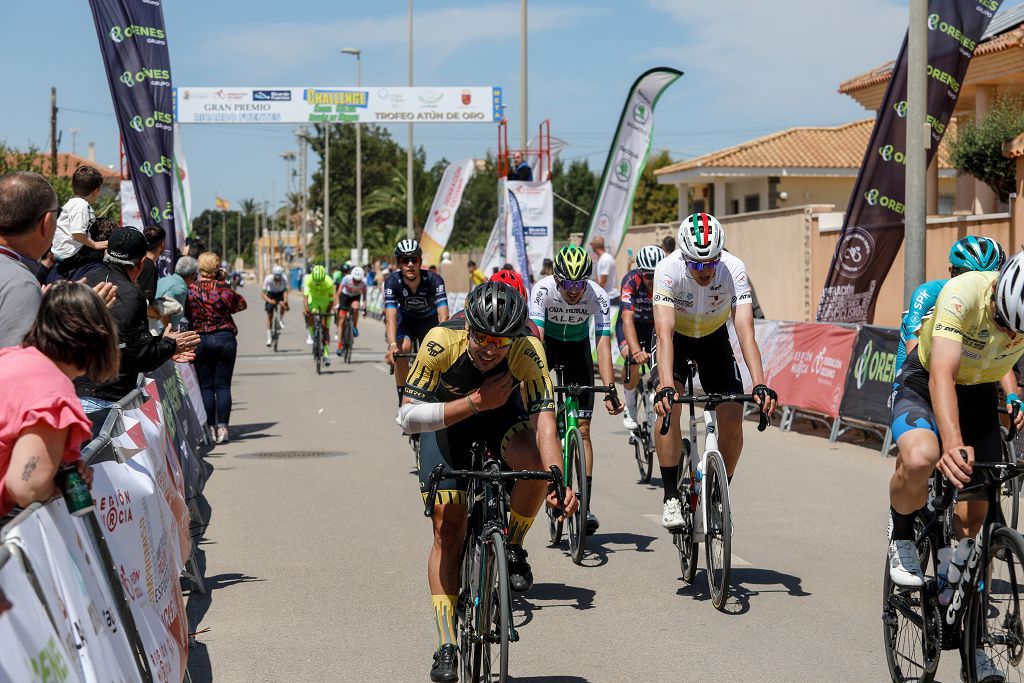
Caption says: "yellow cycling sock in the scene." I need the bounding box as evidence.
[507,510,535,546]
[432,594,458,647]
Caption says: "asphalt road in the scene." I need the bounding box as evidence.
[184,297,964,682]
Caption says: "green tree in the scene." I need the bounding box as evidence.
[552,159,598,242]
[0,141,120,219]
[450,155,498,251]
[948,94,1024,202]
[632,149,677,225]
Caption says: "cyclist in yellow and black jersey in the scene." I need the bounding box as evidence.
[397,281,578,682]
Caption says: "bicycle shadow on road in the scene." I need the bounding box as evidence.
[576,532,658,568]
[675,567,809,616]
[513,582,596,629]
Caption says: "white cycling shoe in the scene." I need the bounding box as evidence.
[622,414,638,431]
[662,498,685,530]
[962,648,1004,682]
[888,540,925,588]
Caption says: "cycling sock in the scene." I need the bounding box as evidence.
[889,507,917,541]
[660,466,679,502]
[507,510,535,546]
[586,476,592,502]
[432,594,458,647]
[624,387,638,421]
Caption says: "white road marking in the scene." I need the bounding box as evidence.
[641,514,752,566]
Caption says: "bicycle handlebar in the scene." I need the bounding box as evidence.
[930,453,1024,511]
[553,384,622,412]
[387,351,418,375]
[422,462,566,519]
[998,404,1020,443]
[622,359,649,384]
[658,393,770,436]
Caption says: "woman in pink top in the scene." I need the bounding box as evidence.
[0,282,119,517]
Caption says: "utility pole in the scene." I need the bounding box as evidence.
[50,87,58,176]
[323,124,331,270]
[407,0,415,239]
[342,48,363,259]
[905,0,928,303]
[520,0,528,151]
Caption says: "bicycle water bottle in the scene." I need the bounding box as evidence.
[936,546,956,606]
[694,459,704,497]
[947,538,974,586]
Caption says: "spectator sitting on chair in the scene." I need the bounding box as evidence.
[0,281,119,519]
[507,151,533,181]
[77,227,199,415]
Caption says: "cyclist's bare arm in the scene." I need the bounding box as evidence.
[399,374,514,432]
[437,305,450,324]
[653,304,677,414]
[622,308,642,358]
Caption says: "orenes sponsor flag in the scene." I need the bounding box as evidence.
[817,0,1002,322]
[420,159,475,266]
[584,67,682,255]
[172,123,192,242]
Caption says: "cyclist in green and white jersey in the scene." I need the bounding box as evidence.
[529,244,622,532]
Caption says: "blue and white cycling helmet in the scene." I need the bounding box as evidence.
[949,236,1004,272]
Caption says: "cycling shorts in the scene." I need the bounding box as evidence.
[615,317,654,355]
[264,290,284,314]
[544,337,595,419]
[890,353,1001,498]
[338,292,361,311]
[650,324,742,394]
[418,394,530,503]
[397,313,438,344]
[307,299,333,315]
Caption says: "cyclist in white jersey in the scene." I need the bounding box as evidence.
[529,244,622,533]
[262,265,289,346]
[336,266,367,354]
[651,213,777,529]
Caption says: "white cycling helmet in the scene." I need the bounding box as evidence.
[351,266,365,281]
[677,212,725,262]
[996,251,1024,332]
[635,244,665,272]
[271,265,285,276]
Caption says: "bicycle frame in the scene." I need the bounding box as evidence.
[684,405,728,541]
[555,369,581,484]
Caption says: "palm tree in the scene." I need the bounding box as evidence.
[239,197,259,216]
[362,169,436,233]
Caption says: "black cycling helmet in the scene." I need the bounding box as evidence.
[395,238,422,259]
[464,281,527,337]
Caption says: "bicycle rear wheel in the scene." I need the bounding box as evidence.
[882,519,938,682]
[566,429,589,565]
[704,452,731,610]
[1001,478,1021,531]
[313,322,323,375]
[272,310,281,352]
[343,316,354,364]
[675,453,698,584]
[633,391,653,484]
[966,526,1024,681]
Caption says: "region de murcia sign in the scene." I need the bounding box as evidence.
[174,86,502,124]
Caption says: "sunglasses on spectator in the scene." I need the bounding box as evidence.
[685,258,720,272]
[557,278,588,291]
[399,257,420,265]
[469,329,514,348]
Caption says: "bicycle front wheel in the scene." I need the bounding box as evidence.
[633,391,653,484]
[566,428,589,565]
[704,452,731,610]
[966,526,1024,681]
[882,518,938,683]
[676,456,698,584]
[465,531,510,682]
[314,325,323,375]
[1001,478,1021,531]
[343,317,354,364]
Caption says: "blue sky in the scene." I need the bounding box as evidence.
[1,0,939,216]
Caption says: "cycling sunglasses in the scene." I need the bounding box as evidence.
[557,278,588,291]
[470,329,514,348]
[685,257,720,272]
[399,256,420,265]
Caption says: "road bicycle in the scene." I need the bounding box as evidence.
[547,365,618,565]
[658,363,769,611]
[310,311,330,375]
[423,444,565,683]
[624,360,657,484]
[882,445,1024,682]
[390,342,422,467]
[337,304,355,364]
[271,303,284,352]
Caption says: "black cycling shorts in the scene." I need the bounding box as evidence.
[544,337,595,419]
[397,313,438,344]
[650,324,742,394]
[264,290,285,314]
[338,292,361,311]
[418,395,530,504]
[615,317,654,355]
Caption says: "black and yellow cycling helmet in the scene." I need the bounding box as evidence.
[553,244,592,280]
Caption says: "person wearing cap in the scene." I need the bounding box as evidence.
[78,227,200,414]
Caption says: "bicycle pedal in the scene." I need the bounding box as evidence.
[509,628,520,643]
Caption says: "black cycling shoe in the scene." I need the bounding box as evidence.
[586,509,600,534]
[507,544,533,592]
[430,644,458,683]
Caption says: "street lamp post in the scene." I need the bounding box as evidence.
[342,48,363,262]
[323,124,331,270]
[407,0,415,239]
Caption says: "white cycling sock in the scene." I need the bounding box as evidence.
[624,387,638,421]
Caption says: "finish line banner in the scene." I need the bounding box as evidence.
[175,86,502,124]
[584,67,682,255]
[817,0,1002,323]
[89,0,178,274]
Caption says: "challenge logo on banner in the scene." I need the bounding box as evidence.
[817,0,1003,323]
[584,67,682,255]
[420,159,475,266]
[89,0,177,274]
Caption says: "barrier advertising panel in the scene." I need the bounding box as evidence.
[760,322,858,418]
[839,325,899,425]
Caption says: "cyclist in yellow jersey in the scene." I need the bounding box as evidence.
[302,265,336,366]
[651,213,776,530]
[397,282,578,682]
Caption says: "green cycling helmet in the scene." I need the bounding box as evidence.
[311,265,327,283]
[554,244,592,280]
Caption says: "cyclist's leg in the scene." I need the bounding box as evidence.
[690,326,745,477]
[351,297,361,329]
[394,314,417,401]
[651,332,689,502]
[889,374,941,523]
[265,300,274,329]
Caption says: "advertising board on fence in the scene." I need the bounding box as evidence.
[838,325,899,425]
[175,86,502,124]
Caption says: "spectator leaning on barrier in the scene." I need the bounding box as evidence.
[187,252,247,444]
[51,165,107,278]
[0,282,118,519]
[156,255,198,329]
[77,227,199,414]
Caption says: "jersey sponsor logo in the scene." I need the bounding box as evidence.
[404,295,428,311]
[533,287,549,305]
[426,341,444,357]
[944,295,964,315]
[735,271,748,287]
[660,274,674,289]
[522,345,544,370]
[936,324,962,334]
